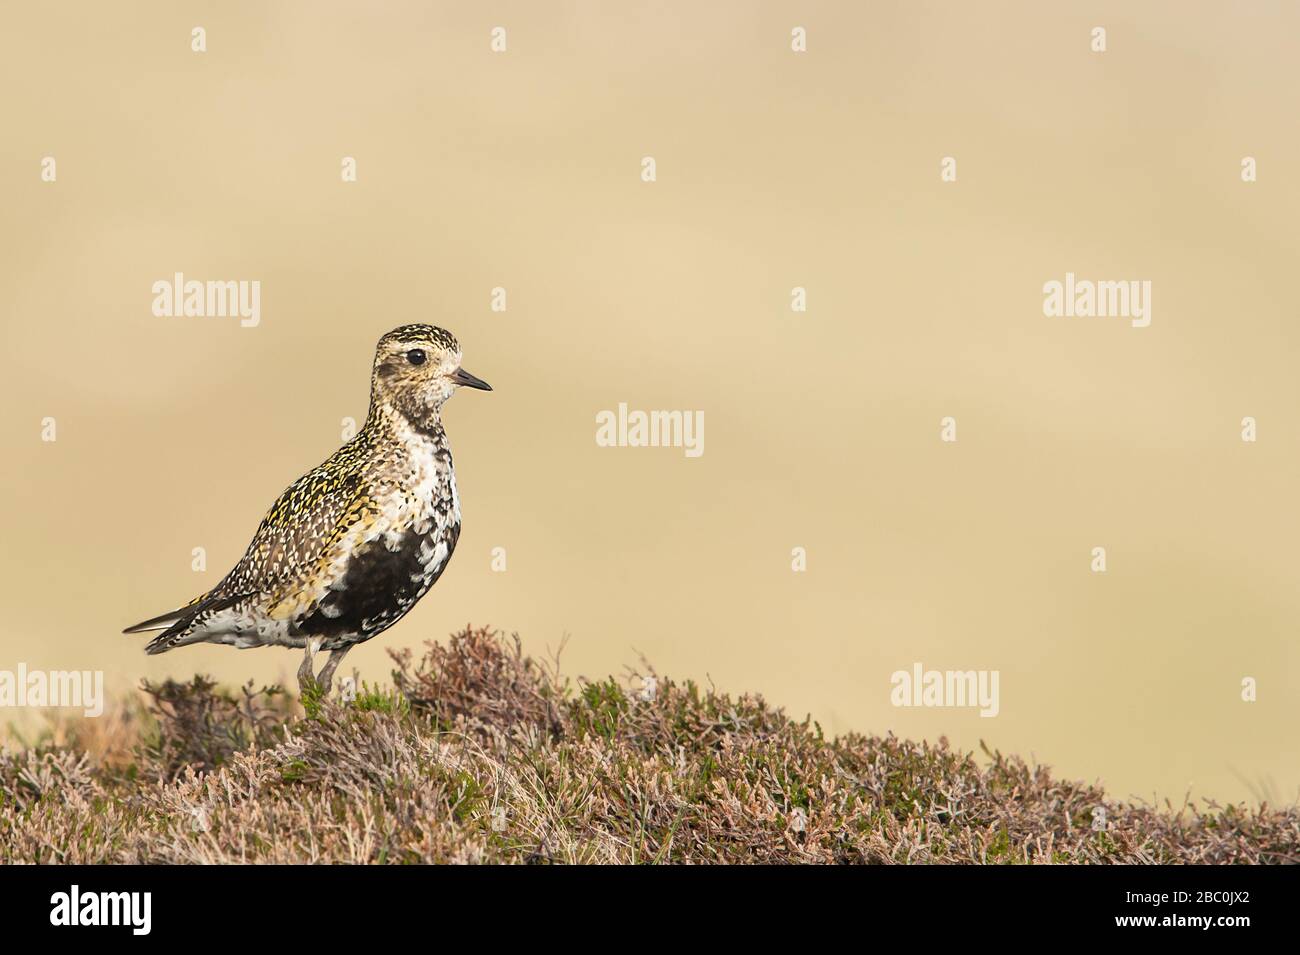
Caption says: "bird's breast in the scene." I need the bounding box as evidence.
[293,428,461,642]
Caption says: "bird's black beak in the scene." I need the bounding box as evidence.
[450,367,492,391]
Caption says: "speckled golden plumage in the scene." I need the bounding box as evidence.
[123,324,492,693]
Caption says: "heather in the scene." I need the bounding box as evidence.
[2,628,1295,864]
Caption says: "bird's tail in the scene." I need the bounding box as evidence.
[122,605,195,635]
[123,591,245,654]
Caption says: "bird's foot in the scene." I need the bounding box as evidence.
[314,648,351,697]
[297,642,351,702]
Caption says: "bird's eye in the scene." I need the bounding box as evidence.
[406,349,427,366]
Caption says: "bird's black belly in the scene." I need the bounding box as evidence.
[294,523,460,646]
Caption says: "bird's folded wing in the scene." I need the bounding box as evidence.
[227,460,378,618]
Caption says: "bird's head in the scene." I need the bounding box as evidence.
[370,324,492,425]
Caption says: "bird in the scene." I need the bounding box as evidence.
[123,324,492,695]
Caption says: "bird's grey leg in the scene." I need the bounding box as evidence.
[297,638,323,694]
[315,646,352,695]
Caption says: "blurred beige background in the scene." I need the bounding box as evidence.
[2,1,1297,805]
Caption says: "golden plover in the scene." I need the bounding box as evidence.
[123,324,492,693]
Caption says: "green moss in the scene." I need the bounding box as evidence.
[300,681,326,719]
[351,683,410,716]
[987,827,1013,862]
[574,680,629,739]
